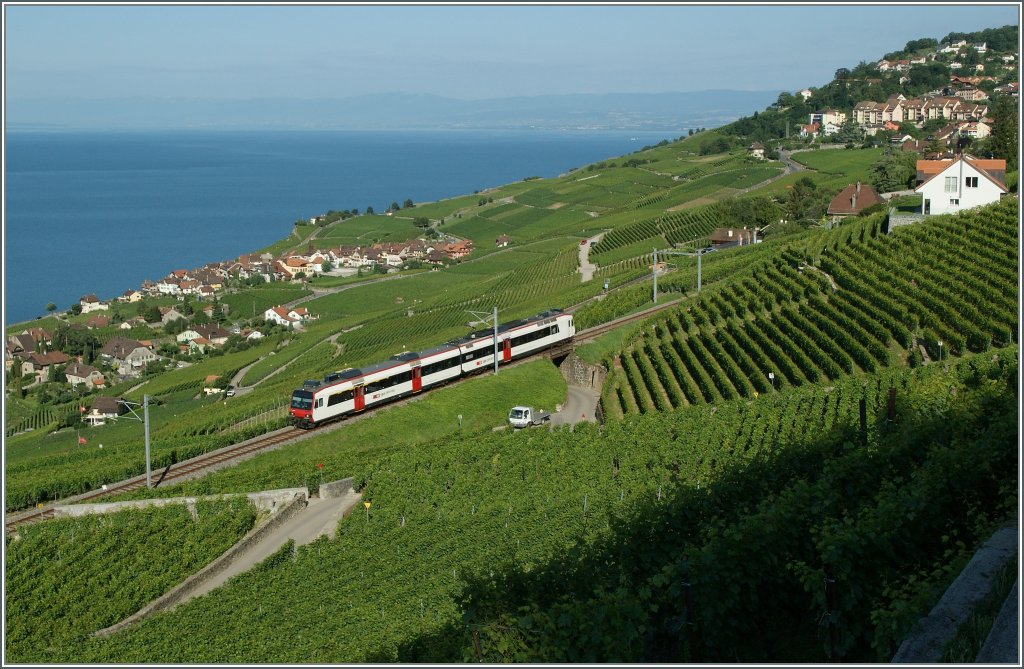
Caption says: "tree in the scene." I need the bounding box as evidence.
[869,150,918,193]
[45,302,56,313]
[904,38,938,53]
[413,217,431,229]
[988,95,1019,171]
[831,120,865,145]
[366,206,375,215]
[321,260,333,273]
[390,201,400,212]
[403,199,414,209]
[70,304,82,316]
[144,305,162,323]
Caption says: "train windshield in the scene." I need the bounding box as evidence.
[291,390,314,410]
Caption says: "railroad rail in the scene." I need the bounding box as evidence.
[5,296,685,533]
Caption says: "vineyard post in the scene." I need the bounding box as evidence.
[697,249,702,294]
[144,394,151,489]
[653,248,659,303]
[858,397,867,446]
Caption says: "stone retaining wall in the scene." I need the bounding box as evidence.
[319,477,354,500]
[560,352,607,390]
[94,492,308,638]
[53,488,307,518]
[892,522,1018,663]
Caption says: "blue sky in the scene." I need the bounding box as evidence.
[5,3,1020,101]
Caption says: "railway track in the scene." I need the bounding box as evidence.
[6,297,685,534]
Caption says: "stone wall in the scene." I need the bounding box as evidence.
[888,208,927,232]
[559,352,607,390]
[53,488,308,518]
[319,477,354,499]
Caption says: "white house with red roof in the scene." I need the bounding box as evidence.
[915,155,1008,216]
[79,294,109,313]
[264,305,312,328]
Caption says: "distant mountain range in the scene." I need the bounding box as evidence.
[7,90,780,132]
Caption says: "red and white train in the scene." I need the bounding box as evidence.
[288,309,575,428]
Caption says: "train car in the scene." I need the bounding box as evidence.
[458,309,574,374]
[289,343,464,428]
[288,308,574,429]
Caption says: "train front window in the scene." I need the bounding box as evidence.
[291,390,314,410]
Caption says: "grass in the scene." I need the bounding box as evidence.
[105,359,568,500]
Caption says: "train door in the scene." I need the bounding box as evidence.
[412,367,422,392]
[354,385,365,411]
[502,338,512,363]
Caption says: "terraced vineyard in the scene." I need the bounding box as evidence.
[603,199,1019,417]
[62,348,1017,663]
[5,498,257,663]
[589,202,727,264]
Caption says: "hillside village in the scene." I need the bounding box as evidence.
[7,27,1017,430]
[790,34,1016,150]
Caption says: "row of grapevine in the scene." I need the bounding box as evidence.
[610,198,1018,416]
[6,499,257,663]
[60,348,1018,663]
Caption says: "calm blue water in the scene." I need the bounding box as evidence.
[5,129,670,324]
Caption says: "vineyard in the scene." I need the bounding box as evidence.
[59,348,1017,663]
[602,199,1018,417]
[5,498,257,663]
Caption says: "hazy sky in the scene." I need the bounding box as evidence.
[5,3,1020,101]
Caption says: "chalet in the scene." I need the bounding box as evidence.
[21,351,70,383]
[156,278,182,295]
[188,337,213,354]
[747,142,766,159]
[79,294,108,313]
[100,337,159,373]
[799,122,820,138]
[915,155,1008,216]
[159,306,187,325]
[496,235,512,248]
[65,362,105,390]
[7,333,38,357]
[959,121,991,139]
[84,396,124,427]
[120,289,145,303]
[195,324,231,346]
[86,315,110,329]
[826,182,884,224]
[120,316,147,330]
[993,82,1019,97]
[709,228,756,249]
[264,305,311,328]
[443,241,473,260]
[798,89,813,101]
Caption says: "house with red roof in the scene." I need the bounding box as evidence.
[826,182,885,224]
[915,155,1008,216]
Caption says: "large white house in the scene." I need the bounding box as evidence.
[264,305,312,328]
[915,155,1008,216]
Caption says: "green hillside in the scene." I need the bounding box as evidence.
[5,25,1020,661]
